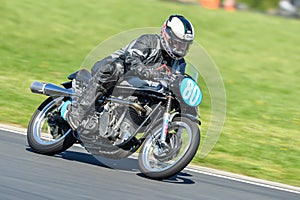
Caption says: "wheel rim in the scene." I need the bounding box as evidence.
[141,121,193,172]
[33,97,72,145]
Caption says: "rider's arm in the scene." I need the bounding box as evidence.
[122,34,160,77]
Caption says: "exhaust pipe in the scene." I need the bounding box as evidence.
[107,97,146,113]
[30,81,76,97]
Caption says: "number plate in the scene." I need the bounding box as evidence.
[180,78,202,107]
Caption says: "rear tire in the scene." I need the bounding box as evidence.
[27,97,76,155]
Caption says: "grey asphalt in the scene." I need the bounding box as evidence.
[0,130,299,200]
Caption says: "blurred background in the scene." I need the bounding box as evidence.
[0,0,299,187]
[179,0,300,17]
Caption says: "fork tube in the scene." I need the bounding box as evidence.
[160,92,172,142]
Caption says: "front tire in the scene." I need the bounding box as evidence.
[27,97,76,155]
[138,117,200,179]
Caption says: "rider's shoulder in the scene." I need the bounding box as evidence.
[136,34,160,43]
[135,34,160,48]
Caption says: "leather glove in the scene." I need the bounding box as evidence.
[140,68,161,80]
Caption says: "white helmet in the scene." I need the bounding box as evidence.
[161,15,194,60]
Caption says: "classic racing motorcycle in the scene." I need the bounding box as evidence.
[27,64,202,179]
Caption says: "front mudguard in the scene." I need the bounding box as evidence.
[170,112,201,125]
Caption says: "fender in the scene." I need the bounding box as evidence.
[170,112,201,125]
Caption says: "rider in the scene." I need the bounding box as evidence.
[63,14,195,134]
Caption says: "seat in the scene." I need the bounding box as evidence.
[67,69,92,82]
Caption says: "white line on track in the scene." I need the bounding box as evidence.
[1,125,299,195]
[1,127,27,136]
[185,168,300,194]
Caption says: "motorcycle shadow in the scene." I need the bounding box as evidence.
[137,172,195,184]
[56,149,140,172]
[61,151,195,184]
[32,148,195,184]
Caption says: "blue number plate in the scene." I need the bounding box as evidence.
[180,78,202,107]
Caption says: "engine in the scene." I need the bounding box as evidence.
[98,96,149,146]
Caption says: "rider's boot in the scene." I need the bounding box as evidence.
[63,64,118,132]
[59,69,98,131]
[65,79,104,131]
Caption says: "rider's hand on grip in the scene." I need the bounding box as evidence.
[158,73,177,83]
[166,73,177,82]
[141,68,161,80]
[151,73,177,88]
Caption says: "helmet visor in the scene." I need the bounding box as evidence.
[163,28,193,58]
[169,37,192,57]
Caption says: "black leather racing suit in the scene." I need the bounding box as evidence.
[68,34,187,133]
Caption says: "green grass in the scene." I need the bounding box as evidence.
[0,0,299,186]
[238,0,279,10]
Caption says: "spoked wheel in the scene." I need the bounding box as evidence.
[27,97,76,155]
[138,117,200,179]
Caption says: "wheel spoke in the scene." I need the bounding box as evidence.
[32,97,72,145]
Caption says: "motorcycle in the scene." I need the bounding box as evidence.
[27,64,202,179]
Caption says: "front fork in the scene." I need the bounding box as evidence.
[159,92,173,143]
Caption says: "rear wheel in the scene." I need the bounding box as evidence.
[138,117,200,179]
[27,97,76,155]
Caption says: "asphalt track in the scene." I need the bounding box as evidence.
[0,129,299,200]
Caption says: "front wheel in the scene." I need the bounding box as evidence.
[27,97,76,155]
[138,117,200,179]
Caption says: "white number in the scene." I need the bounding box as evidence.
[182,79,200,106]
[182,79,194,99]
[189,86,200,105]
